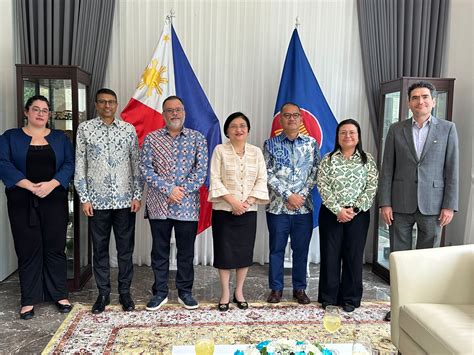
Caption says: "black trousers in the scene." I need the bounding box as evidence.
[149,218,197,297]
[6,187,68,306]
[89,208,136,295]
[318,204,370,307]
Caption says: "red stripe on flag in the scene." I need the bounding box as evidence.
[198,186,212,234]
[121,98,165,146]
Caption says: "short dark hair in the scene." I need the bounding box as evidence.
[162,95,185,109]
[95,88,117,102]
[24,95,50,111]
[223,112,251,138]
[330,118,367,164]
[408,81,437,99]
[280,102,301,113]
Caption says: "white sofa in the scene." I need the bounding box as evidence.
[390,244,474,354]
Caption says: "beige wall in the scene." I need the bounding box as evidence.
[442,0,474,244]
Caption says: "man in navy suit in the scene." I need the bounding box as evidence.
[378,81,459,321]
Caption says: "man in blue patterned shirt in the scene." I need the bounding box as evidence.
[74,88,143,314]
[264,102,320,305]
[140,96,208,311]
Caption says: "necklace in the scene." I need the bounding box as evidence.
[232,144,245,156]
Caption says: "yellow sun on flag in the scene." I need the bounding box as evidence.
[137,59,168,97]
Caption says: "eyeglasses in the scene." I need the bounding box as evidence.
[339,130,357,136]
[164,108,185,114]
[31,107,50,115]
[228,124,248,130]
[97,99,117,105]
[282,113,301,119]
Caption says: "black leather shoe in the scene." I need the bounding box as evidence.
[119,293,135,312]
[293,289,311,305]
[232,293,249,310]
[92,294,110,314]
[20,307,34,320]
[342,303,355,312]
[55,301,73,313]
[267,290,283,303]
[384,311,391,321]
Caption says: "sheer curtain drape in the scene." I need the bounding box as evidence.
[105,0,373,266]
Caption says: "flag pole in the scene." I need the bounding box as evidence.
[167,9,175,24]
[295,16,300,29]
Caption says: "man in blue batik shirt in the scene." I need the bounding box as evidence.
[264,102,320,305]
[74,88,143,314]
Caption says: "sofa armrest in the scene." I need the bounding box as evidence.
[389,244,474,347]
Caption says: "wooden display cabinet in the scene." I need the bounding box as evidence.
[16,64,92,291]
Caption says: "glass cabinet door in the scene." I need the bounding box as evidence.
[376,91,400,270]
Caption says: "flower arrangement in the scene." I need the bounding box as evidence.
[234,339,330,355]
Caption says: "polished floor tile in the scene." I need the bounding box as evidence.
[0,264,389,353]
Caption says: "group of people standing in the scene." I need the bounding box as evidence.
[0,80,458,321]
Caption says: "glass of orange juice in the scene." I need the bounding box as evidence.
[195,337,215,355]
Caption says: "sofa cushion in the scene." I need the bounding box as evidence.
[399,303,474,355]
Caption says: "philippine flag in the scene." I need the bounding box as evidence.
[272,29,338,228]
[121,19,222,233]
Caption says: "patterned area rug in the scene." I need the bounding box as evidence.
[43,301,396,354]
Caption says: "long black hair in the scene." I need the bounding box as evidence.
[329,118,367,164]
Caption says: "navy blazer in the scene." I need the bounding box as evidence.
[0,128,75,189]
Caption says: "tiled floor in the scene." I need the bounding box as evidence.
[0,264,390,353]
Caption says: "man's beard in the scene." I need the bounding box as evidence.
[166,118,184,131]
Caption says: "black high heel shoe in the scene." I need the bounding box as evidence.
[218,301,230,312]
[20,307,35,320]
[232,293,248,310]
[55,301,73,313]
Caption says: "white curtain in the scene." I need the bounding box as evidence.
[104,0,373,267]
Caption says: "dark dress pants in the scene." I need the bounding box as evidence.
[318,204,370,307]
[6,187,68,306]
[266,212,313,291]
[149,218,198,297]
[89,208,136,296]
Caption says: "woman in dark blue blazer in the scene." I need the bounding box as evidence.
[0,95,74,319]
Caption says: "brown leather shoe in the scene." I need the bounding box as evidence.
[267,290,283,303]
[293,289,311,304]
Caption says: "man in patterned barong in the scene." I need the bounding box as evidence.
[264,102,320,305]
[75,88,143,314]
[140,95,208,311]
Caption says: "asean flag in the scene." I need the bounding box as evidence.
[121,19,222,233]
[272,29,338,228]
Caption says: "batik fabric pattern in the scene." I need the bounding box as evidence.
[74,117,143,210]
[140,127,208,221]
[264,133,320,215]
